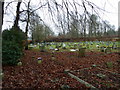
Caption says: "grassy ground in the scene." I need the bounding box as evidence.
[29,41,119,53]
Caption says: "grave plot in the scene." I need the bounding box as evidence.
[28,41,119,53]
[2,43,119,89]
[66,63,120,89]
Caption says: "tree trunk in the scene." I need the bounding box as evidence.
[0,2,4,83]
[25,1,30,50]
[13,2,21,29]
[25,24,29,50]
[25,11,30,50]
[83,15,86,41]
[0,2,4,32]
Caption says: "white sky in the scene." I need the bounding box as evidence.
[91,0,119,29]
[2,0,119,34]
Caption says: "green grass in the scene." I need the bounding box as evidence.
[28,41,120,52]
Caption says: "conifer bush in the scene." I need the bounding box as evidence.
[2,27,26,66]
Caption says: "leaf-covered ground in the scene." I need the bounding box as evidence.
[2,50,120,89]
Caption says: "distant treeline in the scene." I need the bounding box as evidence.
[44,36,120,42]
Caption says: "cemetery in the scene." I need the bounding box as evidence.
[2,40,120,89]
[1,0,120,89]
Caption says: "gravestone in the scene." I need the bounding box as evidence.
[38,57,42,64]
[62,43,66,49]
[112,44,117,49]
[40,45,45,52]
[70,49,76,52]
[86,44,89,48]
[55,48,59,51]
[78,47,86,57]
[96,44,99,48]
[100,46,106,52]
[29,45,34,50]
[49,46,54,50]
[105,47,112,54]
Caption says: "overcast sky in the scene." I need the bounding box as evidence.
[2,0,119,34]
[92,0,119,29]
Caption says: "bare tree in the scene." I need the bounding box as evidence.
[23,0,48,49]
[24,0,31,50]
[13,2,21,29]
[4,0,116,43]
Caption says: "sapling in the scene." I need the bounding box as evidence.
[106,62,113,68]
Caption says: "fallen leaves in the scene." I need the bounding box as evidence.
[2,50,119,89]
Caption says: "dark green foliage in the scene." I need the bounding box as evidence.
[106,62,113,68]
[2,41,22,66]
[2,27,26,66]
[2,27,26,49]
